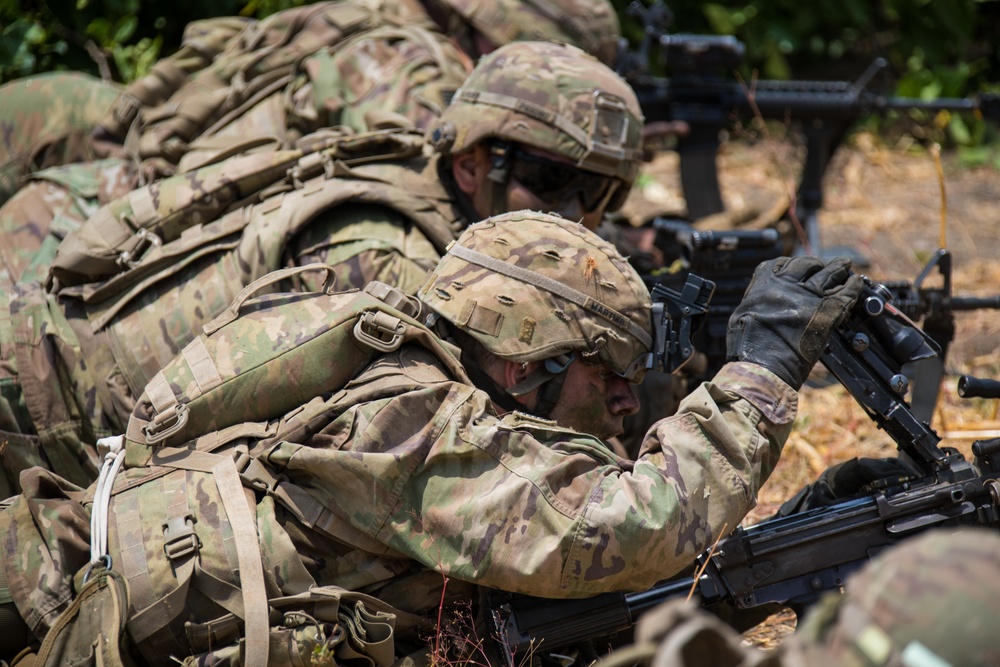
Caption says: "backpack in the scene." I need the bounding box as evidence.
[121,264,466,462]
[48,126,425,290]
[98,1,434,169]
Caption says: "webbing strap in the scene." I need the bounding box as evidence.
[445,242,652,349]
[182,336,224,394]
[212,456,270,667]
[157,449,270,667]
[114,489,156,618]
[127,187,159,227]
[145,370,177,413]
[122,473,194,646]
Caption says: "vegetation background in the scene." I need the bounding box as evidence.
[4,0,999,160]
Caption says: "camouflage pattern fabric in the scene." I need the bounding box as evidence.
[418,211,653,375]
[427,40,644,189]
[0,354,795,661]
[0,216,797,662]
[0,136,461,494]
[428,0,621,66]
[0,159,141,284]
[0,11,471,288]
[0,72,123,206]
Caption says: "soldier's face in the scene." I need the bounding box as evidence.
[546,359,639,440]
[505,146,610,231]
[454,145,612,230]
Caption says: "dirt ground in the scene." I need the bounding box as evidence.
[622,132,1000,649]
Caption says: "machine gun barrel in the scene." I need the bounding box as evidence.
[958,375,1000,400]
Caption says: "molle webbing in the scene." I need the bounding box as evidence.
[115,450,269,666]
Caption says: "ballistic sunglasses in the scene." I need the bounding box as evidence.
[507,145,622,214]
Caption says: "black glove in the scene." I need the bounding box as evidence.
[726,256,864,389]
[774,457,916,516]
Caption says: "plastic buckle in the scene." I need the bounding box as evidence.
[233,451,280,494]
[162,515,200,561]
[353,310,405,352]
[143,403,190,444]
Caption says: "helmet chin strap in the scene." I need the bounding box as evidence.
[506,353,575,419]
[485,141,513,217]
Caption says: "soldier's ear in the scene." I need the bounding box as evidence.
[502,360,541,409]
[451,145,488,195]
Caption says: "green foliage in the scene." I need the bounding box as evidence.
[0,0,302,83]
[614,0,1000,148]
[3,0,998,149]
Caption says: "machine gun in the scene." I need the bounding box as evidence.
[487,275,1000,667]
[621,1,1000,257]
[643,233,1000,416]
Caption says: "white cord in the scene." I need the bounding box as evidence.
[88,435,126,575]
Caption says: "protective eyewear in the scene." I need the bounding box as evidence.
[508,145,621,213]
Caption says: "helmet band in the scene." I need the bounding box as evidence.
[452,88,640,176]
[444,242,653,350]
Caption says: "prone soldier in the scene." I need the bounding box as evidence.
[0,40,643,494]
[0,210,863,665]
[0,0,621,284]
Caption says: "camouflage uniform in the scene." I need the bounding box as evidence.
[600,527,1000,667]
[0,212,798,666]
[0,40,643,495]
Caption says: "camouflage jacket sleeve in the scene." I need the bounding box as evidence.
[274,350,796,598]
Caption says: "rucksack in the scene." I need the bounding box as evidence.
[122,265,466,465]
[48,126,425,290]
[97,1,434,169]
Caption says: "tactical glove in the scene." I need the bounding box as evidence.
[726,256,863,389]
[774,456,916,516]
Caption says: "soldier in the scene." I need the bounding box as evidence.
[603,527,1000,667]
[0,0,621,283]
[0,40,642,495]
[0,210,863,665]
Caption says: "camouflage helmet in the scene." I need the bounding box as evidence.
[435,0,621,67]
[427,41,643,209]
[418,210,653,380]
[790,528,1000,667]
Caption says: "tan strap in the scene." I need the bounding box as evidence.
[182,336,224,395]
[127,187,159,227]
[211,455,270,667]
[154,449,270,667]
[145,371,177,414]
[445,242,653,350]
